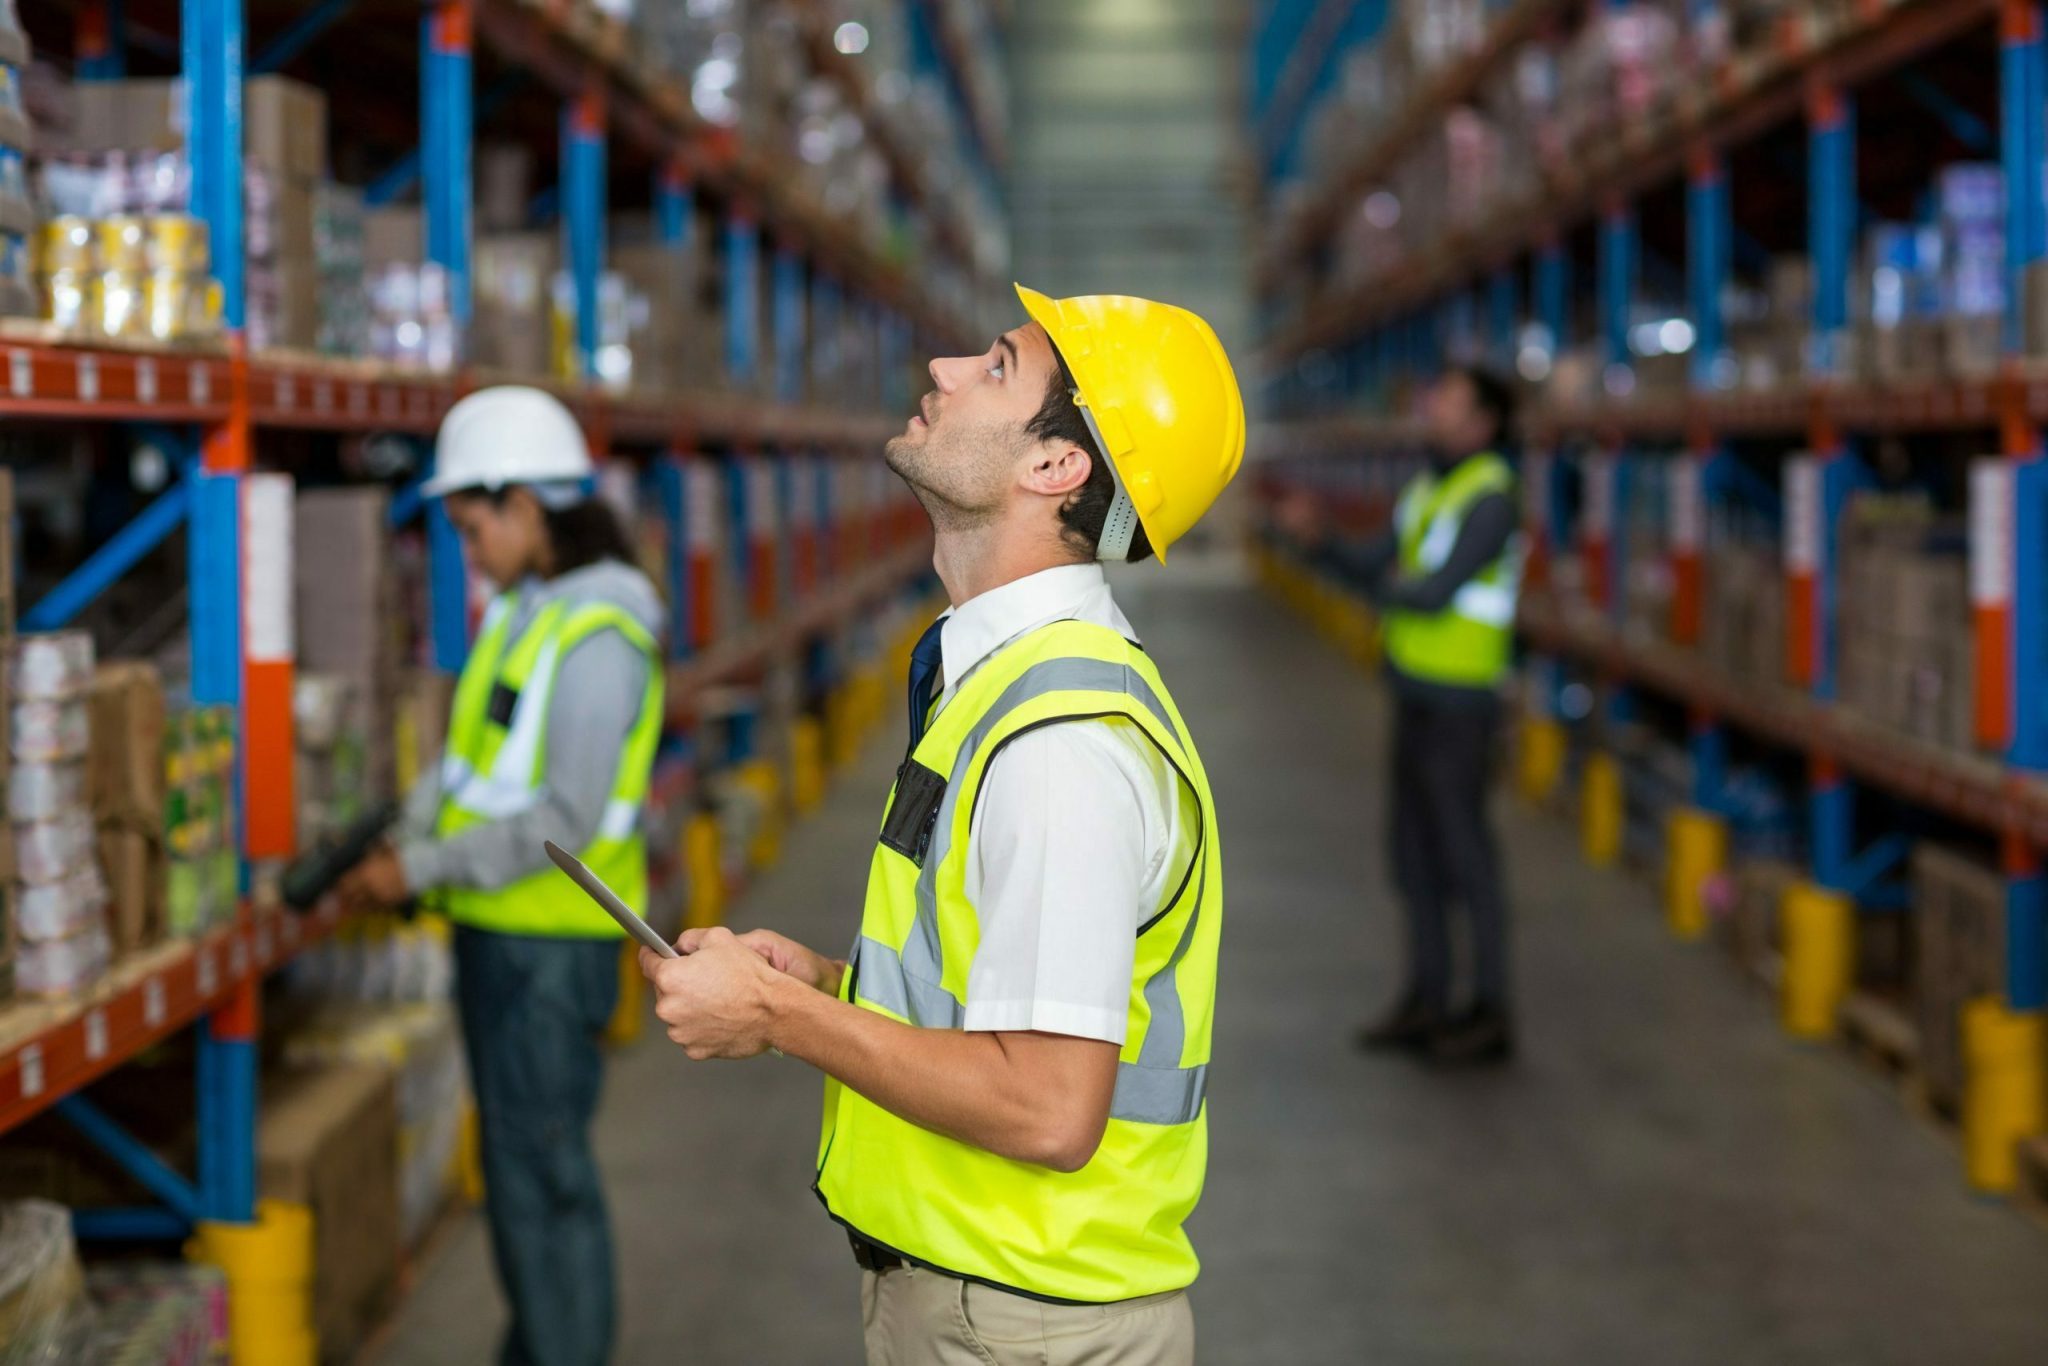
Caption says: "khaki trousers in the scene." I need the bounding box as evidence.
[860,1265,1194,1366]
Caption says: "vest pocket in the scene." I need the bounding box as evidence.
[880,759,948,867]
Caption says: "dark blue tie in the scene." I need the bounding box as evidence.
[906,616,947,750]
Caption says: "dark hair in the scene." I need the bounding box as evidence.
[1455,365,1518,447]
[1026,364,1155,564]
[485,487,636,574]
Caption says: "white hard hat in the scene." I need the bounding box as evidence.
[423,385,594,498]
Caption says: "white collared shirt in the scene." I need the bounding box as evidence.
[930,564,1198,1044]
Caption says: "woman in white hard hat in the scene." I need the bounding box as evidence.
[339,384,665,1366]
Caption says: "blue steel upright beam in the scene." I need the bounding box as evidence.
[725,207,761,391]
[183,0,243,329]
[773,245,808,406]
[22,477,194,631]
[1599,201,1636,376]
[78,0,127,79]
[1535,237,1569,361]
[423,1,474,330]
[1487,267,1518,374]
[563,85,606,381]
[1687,151,1731,391]
[1808,84,1856,379]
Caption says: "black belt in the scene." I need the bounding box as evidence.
[847,1229,905,1274]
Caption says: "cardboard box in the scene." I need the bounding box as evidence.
[295,490,400,802]
[245,76,328,182]
[473,233,558,376]
[364,208,424,270]
[88,662,167,953]
[1912,842,2006,1113]
[259,1061,400,1365]
[57,77,324,178]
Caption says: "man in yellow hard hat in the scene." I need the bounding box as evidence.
[640,286,1242,1364]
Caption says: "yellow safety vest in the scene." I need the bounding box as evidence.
[816,619,1222,1304]
[435,591,663,937]
[1382,451,1522,689]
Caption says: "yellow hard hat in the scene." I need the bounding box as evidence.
[1016,283,1245,562]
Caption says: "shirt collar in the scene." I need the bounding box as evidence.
[935,563,1136,703]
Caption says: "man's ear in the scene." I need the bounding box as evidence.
[1022,440,1092,498]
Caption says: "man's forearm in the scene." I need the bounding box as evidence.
[765,975,1109,1172]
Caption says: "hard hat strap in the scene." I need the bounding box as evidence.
[1075,399,1138,563]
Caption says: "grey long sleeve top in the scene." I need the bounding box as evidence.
[396,558,665,893]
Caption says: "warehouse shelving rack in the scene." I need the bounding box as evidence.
[1254,0,2048,1053]
[0,0,996,1249]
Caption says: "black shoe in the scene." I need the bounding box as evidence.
[1425,1007,1515,1067]
[1356,995,1444,1052]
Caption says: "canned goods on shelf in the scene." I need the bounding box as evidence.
[0,231,29,287]
[100,270,146,339]
[0,146,23,200]
[147,213,210,273]
[98,214,149,272]
[40,216,96,273]
[17,863,109,941]
[11,631,95,698]
[8,760,87,821]
[15,809,98,884]
[40,269,93,335]
[12,698,91,761]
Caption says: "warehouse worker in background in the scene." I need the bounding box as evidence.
[1277,366,1522,1067]
[337,384,664,1366]
[639,287,1240,1366]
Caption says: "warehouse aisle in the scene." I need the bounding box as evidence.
[378,567,2048,1366]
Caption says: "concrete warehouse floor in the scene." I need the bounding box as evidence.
[378,565,2048,1365]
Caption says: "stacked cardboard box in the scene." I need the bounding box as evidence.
[315,182,369,357]
[1835,496,1972,750]
[50,75,327,351]
[295,490,404,808]
[613,242,694,395]
[1911,842,2006,1114]
[257,1060,400,1364]
[8,632,107,998]
[363,208,458,371]
[471,233,557,378]
[86,662,166,955]
[1699,542,1785,686]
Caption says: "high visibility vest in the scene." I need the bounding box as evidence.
[434,590,663,938]
[1382,451,1522,689]
[816,619,1222,1304]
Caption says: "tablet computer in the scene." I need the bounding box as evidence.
[544,840,678,958]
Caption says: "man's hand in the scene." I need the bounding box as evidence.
[678,926,843,994]
[640,927,788,1060]
[337,845,408,910]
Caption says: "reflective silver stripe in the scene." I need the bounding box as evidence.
[1450,580,1516,627]
[597,797,640,842]
[1111,1061,1207,1126]
[852,935,964,1027]
[909,656,1186,1001]
[439,755,473,792]
[1418,509,1461,571]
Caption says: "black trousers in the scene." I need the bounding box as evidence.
[1388,691,1510,1013]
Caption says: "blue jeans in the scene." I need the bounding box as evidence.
[455,927,621,1366]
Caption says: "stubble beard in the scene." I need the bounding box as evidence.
[885,424,1010,534]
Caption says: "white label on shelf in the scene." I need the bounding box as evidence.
[84,1010,108,1061]
[1971,459,2014,608]
[275,375,293,410]
[228,938,248,979]
[687,461,722,549]
[19,1044,43,1099]
[8,350,29,397]
[143,977,166,1028]
[748,463,779,538]
[315,380,333,413]
[76,353,99,401]
[255,919,275,964]
[190,363,210,405]
[1785,456,1821,574]
[1669,458,1704,553]
[788,459,816,530]
[196,949,218,996]
[136,357,157,403]
[1522,449,1551,528]
[1581,453,1616,540]
[243,474,296,662]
